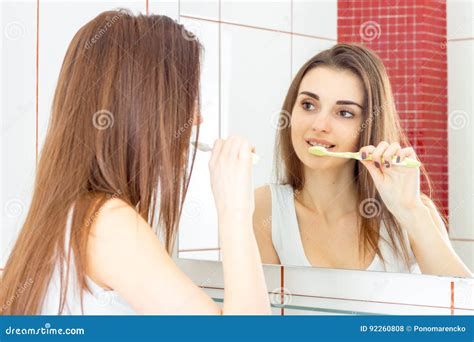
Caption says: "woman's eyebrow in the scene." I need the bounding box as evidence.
[336,100,364,109]
[299,91,319,100]
[299,91,363,109]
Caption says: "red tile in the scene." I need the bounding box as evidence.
[338,0,448,215]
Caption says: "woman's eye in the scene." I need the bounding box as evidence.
[339,110,354,118]
[302,101,315,111]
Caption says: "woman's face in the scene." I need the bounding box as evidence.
[290,66,365,171]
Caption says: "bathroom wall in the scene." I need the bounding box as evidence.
[1,0,473,279]
[447,0,474,273]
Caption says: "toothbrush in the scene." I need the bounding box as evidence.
[308,145,421,168]
[191,141,260,164]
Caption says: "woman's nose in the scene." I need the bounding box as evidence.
[311,111,331,133]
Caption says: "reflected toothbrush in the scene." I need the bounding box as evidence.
[191,141,260,164]
[308,145,421,168]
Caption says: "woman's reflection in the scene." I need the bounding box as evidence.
[253,43,472,278]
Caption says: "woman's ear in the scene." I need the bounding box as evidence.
[192,112,203,126]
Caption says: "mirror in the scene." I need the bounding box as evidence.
[177,1,473,279]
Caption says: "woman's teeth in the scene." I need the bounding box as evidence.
[307,141,334,148]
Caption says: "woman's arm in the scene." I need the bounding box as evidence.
[398,197,473,278]
[359,142,472,278]
[219,213,271,314]
[208,137,271,314]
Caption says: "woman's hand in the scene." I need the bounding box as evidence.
[208,136,255,220]
[359,141,425,222]
[208,136,271,315]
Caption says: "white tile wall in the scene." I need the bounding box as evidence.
[220,22,291,187]
[221,0,291,32]
[178,17,220,252]
[180,0,219,21]
[291,34,335,78]
[292,0,337,40]
[454,277,474,310]
[149,0,179,19]
[451,240,474,275]
[447,0,474,271]
[447,0,473,40]
[448,39,474,241]
[1,1,38,267]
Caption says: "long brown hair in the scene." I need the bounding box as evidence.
[0,9,202,314]
[275,43,446,270]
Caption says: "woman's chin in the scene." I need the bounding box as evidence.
[301,157,334,170]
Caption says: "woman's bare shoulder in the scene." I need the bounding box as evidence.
[86,198,152,288]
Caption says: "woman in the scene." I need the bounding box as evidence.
[253,43,472,277]
[0,10,270,315]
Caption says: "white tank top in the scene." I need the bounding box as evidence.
[40,205,137,315]
[269,183,421,273]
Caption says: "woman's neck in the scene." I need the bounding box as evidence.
[297,162,359,223]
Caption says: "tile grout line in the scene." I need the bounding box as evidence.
[180,14,337,42]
